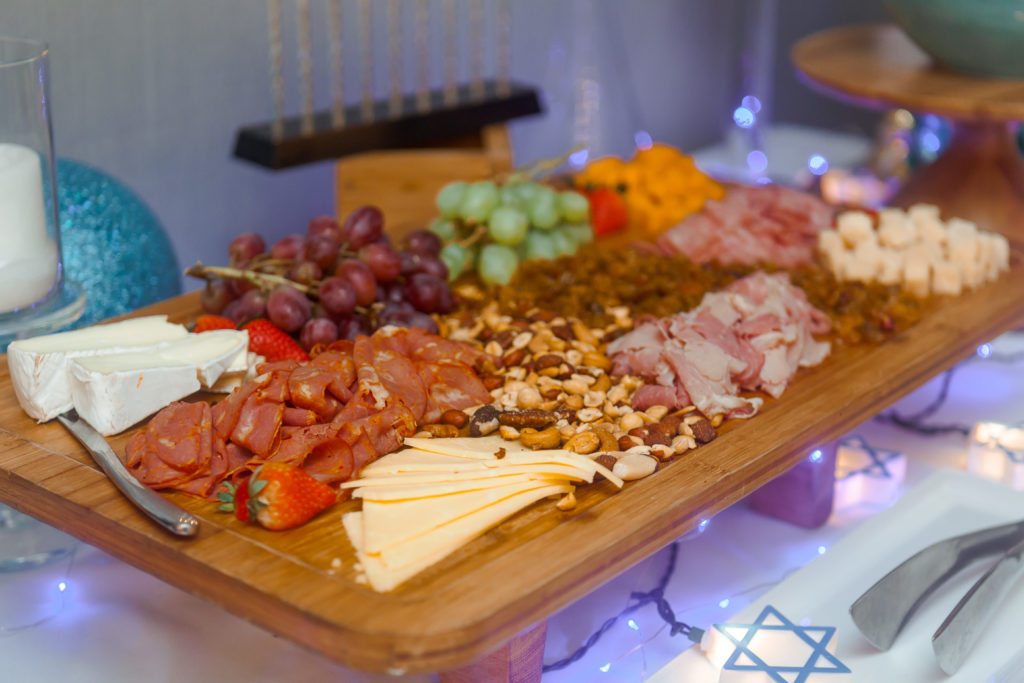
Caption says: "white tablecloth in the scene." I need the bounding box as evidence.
[3,333,1022,682]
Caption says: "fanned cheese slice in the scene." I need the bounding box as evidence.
[360,448,485,476]
[361,478,565,554]
[343,460,594,490]
[345,483,571,591]
[354,473,576,500]
[8,315,188,421]
[401,435,530,458]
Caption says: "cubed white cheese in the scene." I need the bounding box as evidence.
[817,229,846,273]
[846,239,882,282]
[836,211,874,248]
[877,247,904,286]
[68,353,200,436]
[908,203,941,229]
[7,316,189,422]
[932,260,962,296]
[877,213,912,250]
[904,250,931,298]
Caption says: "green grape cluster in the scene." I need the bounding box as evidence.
[430,180,594,286]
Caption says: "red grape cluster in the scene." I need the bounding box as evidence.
[198,206,454,350]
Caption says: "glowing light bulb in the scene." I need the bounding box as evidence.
[628,619,639,631]
[818,545,827,555]
[809,449,823,463]
[698,518,710,533]
[977,343,992,358]
[719,598,730,609]
[808,154,828,176]
[741,95,762,113]
[634,130,653,150]
[58,581,67,592]
[732,107,755,129]
[599,663,611,673]
[746,150,767,173]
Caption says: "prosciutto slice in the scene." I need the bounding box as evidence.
[125,326,492,497]
[657,185,833,268]
[608,272,831,419]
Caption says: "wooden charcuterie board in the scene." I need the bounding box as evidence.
[2,263,1023,674]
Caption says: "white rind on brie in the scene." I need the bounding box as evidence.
[150,329,249,388]
[68,354,200,436]
[7,316,189,422]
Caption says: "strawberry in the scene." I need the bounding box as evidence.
[216,477,251,522]
[219,463,336,531]
[586,188,628,236]
[242,318,309,363]
[193,314,237,333]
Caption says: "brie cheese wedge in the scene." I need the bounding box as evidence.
[8,315,189,422]
[68,352,200,436]
[153,329,249,388]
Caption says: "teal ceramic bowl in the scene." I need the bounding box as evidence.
[885,0,1024,78]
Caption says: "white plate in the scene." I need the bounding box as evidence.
[649,469,1024,682]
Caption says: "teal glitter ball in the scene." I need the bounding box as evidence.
[57,159,182,328]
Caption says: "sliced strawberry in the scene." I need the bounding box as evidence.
[242,319,309,363]
[193,314,237,333]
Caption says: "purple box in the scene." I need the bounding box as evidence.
[746,440,838,529]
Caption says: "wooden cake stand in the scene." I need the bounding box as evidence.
[792,23,1024,243]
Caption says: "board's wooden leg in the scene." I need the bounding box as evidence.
[890,120,1024,242]
[746,440,838,529]
[438,620,547,683]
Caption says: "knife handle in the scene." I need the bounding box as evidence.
[932,539,1024,675]
[57,411,199,537]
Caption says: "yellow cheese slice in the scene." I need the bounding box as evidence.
[372,483,571,573]
[361,478,565,554]
[344,482,572,591]
[344,510,476,593]
[356,446,624,488]
[359,449,475,476]
[401,435,529,458]
[355,472,568,501]
[341,461,593,490]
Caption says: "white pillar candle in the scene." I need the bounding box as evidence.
[0,142,58,313]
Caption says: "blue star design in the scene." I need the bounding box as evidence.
[836,435,901,480]
[713,605,851,683]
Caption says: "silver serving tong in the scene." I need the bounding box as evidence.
[850,517,1024,675]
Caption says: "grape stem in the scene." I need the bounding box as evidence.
[456,223,488,249]
[498,145,584,183]
[186,262,316,295]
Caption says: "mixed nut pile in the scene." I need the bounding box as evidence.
[414,301,718,488]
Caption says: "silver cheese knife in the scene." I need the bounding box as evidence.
[850,517,1024,651]
[57,409,199,537]
[932,536,1024,674]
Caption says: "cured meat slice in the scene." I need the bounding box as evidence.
[211,380,260,441]
[288,366,341,418]
[418,362,492,422]
[657,186,833,268]
[231,394,284,457]
[368,335,428,420]
[124,326,489,499]
[125,401,214,489]
[610,271,830,419]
